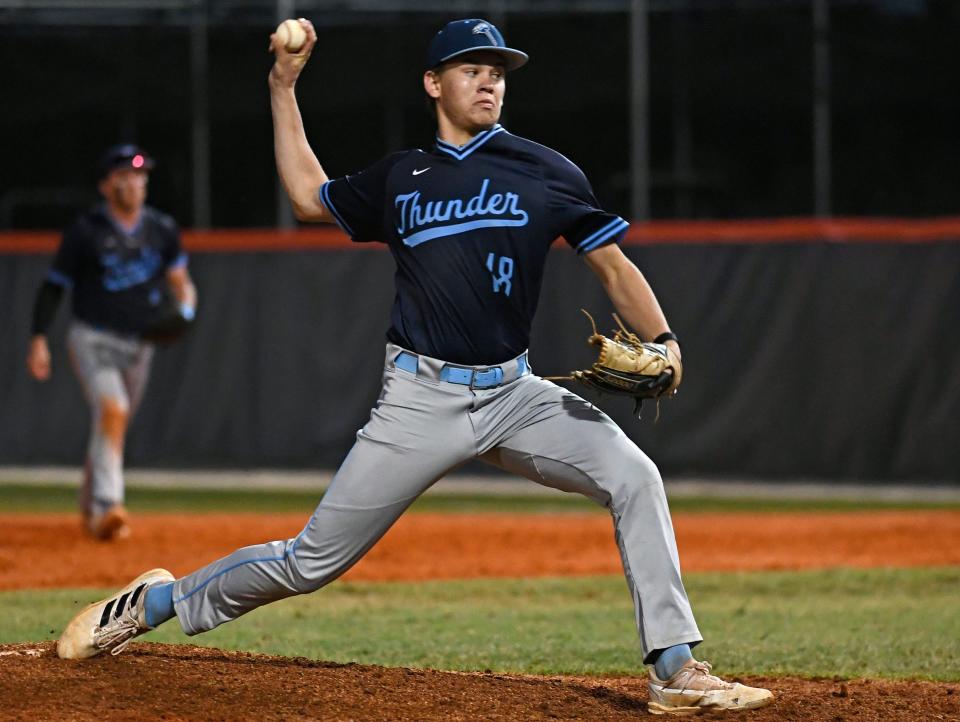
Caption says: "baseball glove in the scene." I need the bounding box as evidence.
[548,310,682,418]
[140,294,194,345]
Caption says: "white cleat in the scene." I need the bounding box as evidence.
[648,659,774,715]
[57,568,174,660]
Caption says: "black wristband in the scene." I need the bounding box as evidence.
[653,331,679,346]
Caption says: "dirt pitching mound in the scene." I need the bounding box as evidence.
[2,643,957,721]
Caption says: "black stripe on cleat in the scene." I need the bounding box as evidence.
[114,592,131,618]
[129,583,146,608]
[99,600,116,628]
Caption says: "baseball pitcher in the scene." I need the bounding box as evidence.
[57,20,771,715]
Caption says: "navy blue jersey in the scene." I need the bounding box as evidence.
[322,124,628,364]
[47,203,186,336]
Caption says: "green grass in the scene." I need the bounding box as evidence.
[0,483,594,514]
[4,568,958,681]
[2,482,957,515]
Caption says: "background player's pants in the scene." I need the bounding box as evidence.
[67,321,154,515]
[172,344,702,662]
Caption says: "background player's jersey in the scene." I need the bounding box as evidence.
[322,125,628,364]
[47,204,186,336]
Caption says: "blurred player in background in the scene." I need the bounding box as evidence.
[26,144,197,541]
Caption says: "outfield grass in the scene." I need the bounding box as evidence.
[2,482,957,514]
[4,568,958,681]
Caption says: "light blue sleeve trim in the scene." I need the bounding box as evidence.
[46,269,74,288]
[579,221,629,253]
[319,181,356,237]
[576,217,629,254]
[168,252,189,269]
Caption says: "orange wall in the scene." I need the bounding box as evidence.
[3,217,960,255]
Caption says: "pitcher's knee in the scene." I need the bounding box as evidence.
[286,538,362,594]
[601,442,664,502]
[287,568,325,595]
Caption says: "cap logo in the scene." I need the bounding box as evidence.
[472,22,497,46]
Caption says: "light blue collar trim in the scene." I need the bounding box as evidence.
[435,124,504,160]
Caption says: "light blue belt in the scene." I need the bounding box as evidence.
[395,351,528,389]
[440,365,504,387]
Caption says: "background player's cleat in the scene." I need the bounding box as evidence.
[647,659,774,715]
[57,568,174,659]
[87,503,131,541]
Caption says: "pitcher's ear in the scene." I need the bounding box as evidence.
[423,70,442,99]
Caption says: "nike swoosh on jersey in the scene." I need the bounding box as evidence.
[412,168,431,176]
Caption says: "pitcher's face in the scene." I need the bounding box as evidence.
[426,52,506,133]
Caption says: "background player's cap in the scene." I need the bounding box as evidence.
[426,18,528,72]
[98,143,156,179]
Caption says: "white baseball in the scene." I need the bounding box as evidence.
[276,19,306,53]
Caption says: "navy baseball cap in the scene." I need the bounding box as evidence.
[98,144,155,179]
[426,18,528,72]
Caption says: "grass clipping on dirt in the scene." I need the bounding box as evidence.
[4,567,958,681]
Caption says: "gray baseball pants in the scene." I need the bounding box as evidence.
[67,321,154,515]
[172,343,702,661]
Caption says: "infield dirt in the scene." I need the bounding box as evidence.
[2,509,959,589]
[2,509,959,721]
